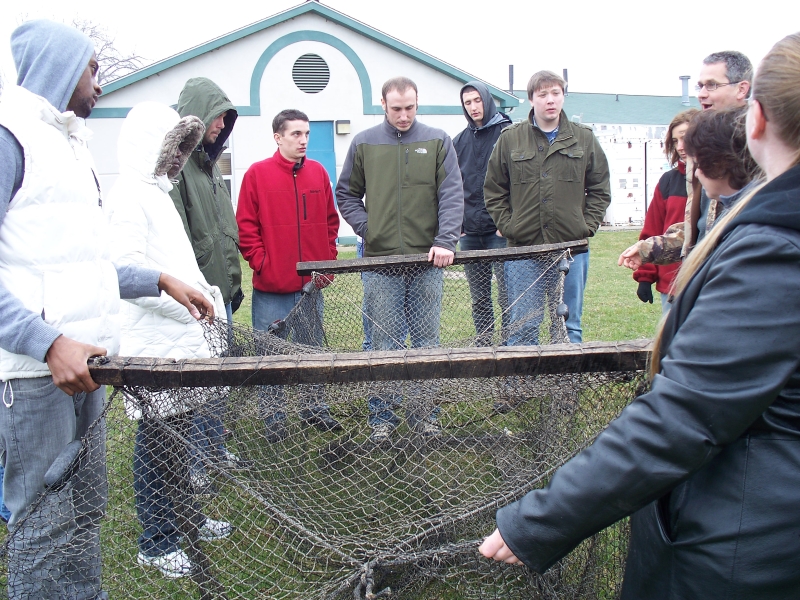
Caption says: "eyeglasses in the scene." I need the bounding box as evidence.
[695,81,741,92]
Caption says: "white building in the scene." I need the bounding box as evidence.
[90,0,519,243]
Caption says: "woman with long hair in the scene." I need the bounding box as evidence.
[631,109,697,312]
[481,33,800,598]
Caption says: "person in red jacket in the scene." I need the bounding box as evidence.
[633,109,698,313]
[236,109,341,441]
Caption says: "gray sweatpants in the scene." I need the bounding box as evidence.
[0,377,106,600]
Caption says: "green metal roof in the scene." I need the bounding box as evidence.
[93,1,519,118]
[508,91,701,125]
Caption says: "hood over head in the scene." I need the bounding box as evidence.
[11,20,94,112]
[460,80,500,129]
[118,101,205,191]
[724,165,800,235]
[176,77,237,161]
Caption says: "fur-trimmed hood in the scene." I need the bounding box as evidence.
[117,101,204,192]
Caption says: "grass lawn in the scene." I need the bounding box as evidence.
[233,229,663,342]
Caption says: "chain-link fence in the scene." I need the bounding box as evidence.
[0,242,649,599]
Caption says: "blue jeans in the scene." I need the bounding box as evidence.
[0,377,106,599]
[459,232,509,346]
[252,288,327,424]
[362,267,443,427]
[133,412,204,557]
[505,250,588,345]
[0,463,11,522]
[356,238,372,351]
[189,302,231,477]
[562,250,588,343]
[660,292,671,315]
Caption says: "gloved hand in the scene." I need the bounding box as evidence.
[637,281,654,304]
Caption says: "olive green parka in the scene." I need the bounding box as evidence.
[484,109,610,247]
[169,77,242,307]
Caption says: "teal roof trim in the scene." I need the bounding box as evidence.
[96,1,518,111]
[92,107,133,118]
[94,29,474,118]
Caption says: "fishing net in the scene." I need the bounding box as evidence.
[0,242,648,599]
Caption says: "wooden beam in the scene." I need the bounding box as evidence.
[297,240,589,275]
[89,339,652,388]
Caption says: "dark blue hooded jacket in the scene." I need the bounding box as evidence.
[453,81,512,236]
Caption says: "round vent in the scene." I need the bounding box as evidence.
[292,53,330,93]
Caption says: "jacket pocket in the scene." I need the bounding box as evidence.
[510,150,538,185]
[193,235,215,270]
[221,220,240,246]
[654,493,677,545]
[556,148,584,182]
[404,144,437,188]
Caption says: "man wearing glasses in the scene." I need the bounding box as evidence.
[696,51,752,111]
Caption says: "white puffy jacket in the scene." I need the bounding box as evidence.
[107,102,225,417]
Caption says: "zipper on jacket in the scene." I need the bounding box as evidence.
[404,148,410,223]
[303,193,308,220]
[397,141,405,254]
[207,172,232,294]
[293,171,304,279]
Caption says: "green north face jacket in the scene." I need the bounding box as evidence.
[484,109,611,247]
[169,77,242,306]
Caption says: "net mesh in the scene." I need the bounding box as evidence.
[0,245,645,599]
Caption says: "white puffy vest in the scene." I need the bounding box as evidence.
[0,85,120,380]
[106,101,226,419]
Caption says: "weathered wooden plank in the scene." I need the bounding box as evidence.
[296,240,589,275]
[89,340,652,388]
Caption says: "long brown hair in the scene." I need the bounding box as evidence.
[649,32,800,378]
[665,109,699,167]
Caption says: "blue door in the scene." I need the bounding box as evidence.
[308,121,336,190]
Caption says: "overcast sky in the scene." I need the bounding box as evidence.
[1,0,797,98]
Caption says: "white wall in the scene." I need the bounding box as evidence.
[594,125,671,226]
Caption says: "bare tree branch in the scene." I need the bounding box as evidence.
[70,18,147,84]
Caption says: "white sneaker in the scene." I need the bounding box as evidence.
[190,471,218,496]
[137,549,192,579]
[198,517,233,542]
[369,423,395,443]
[416,420,442,437]
[221,449,241,468]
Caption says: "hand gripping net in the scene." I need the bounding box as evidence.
[1,242,649,599]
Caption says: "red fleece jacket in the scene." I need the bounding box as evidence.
[633,163,688,294]
[236,150,339,294]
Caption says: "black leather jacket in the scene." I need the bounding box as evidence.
[496,165,800,599]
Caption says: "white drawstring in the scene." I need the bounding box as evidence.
[2,380,13,408]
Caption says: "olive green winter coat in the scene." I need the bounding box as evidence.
[484,109,610,247]
[169,77,241,306]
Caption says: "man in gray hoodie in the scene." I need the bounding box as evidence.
[0,21,212,599]
[453,82,512,346]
